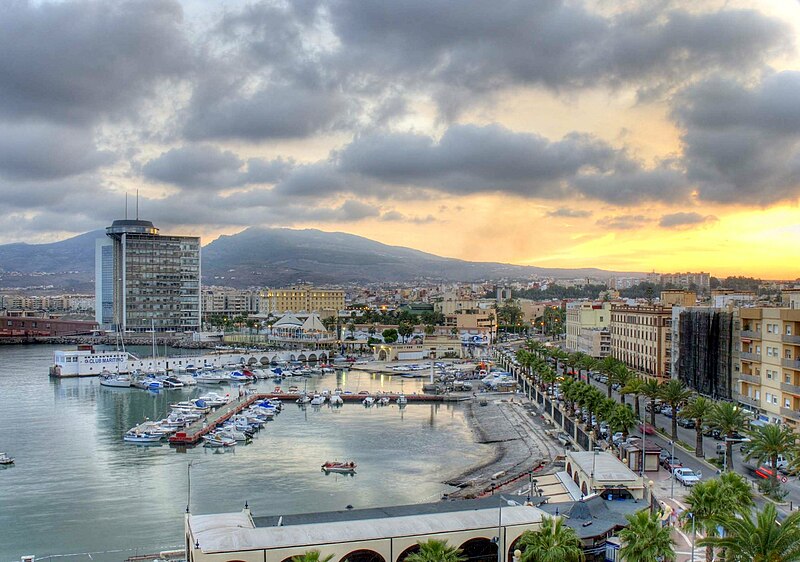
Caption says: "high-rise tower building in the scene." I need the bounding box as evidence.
[95,218,201,332]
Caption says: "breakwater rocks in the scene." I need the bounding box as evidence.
[445,396,561,498]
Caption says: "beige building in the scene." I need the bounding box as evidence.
[737,306,800,427]
[444,310,496,343]
[202,288,259,318]
[260,286,345,316]
[660,290,696,307]
[566,302,611,357]
[372,335,464,361]
[518,299,547,325]
[610,304,673,379]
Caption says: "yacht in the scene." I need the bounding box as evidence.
[329,394,344,406]
[198,393,230,407]
[362,396,375,406]
[396,394,408,405]
[176,374,197,386]
[195,371,228,384]
[310,395,326,406]
[99,371,132,388]
[170,399,210,413]
[123,431,162,443]
[162,376,185,388]
[202,433,236,448]
[0,452,14,465]
[296,395,311,405]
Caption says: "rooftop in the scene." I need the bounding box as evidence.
[568,451,643,486]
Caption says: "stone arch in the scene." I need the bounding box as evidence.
[298,354,307,362]
[271,355,280,364]
[507,537,524,562]
[289,354,296,361]
[573,471,579,486]
[378,349,388,361]
[308,353,318,362]
[566,462,572,476]
[248,357,258,365]
[458,538,497,562]
[581,481,588,496]
[396,545,420,562]
[339,549,386,562]
[260,356,269,365]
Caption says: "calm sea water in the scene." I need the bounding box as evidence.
[0,345,489,562]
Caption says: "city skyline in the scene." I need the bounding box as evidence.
[1,1,800,278]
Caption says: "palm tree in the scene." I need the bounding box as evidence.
[610,364,633,406]
[659,379,693,441]
[620,377,644,419]
[707,401,750,471]
[599,356,619,398]
[745,423,796,485]
[681,473,753,562]
[608,404,638,440]
[680,396,714,458]
[550,348,570,376]
[292,551,334,562]
[518,515,584,562]
[404,540,466,562]
[619,509,675,562]
[641,379,662,427]
[700,503,800,562]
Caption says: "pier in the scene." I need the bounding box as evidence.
[168,392,465,445]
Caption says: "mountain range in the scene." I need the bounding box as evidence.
[0,227,629,290]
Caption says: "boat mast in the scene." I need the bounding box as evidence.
[151,319,156,363]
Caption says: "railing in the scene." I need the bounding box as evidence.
[737,373,760,385]
[741,330,761,340]
[740,352,761,362]
[782,334,800,345]
[781,382,800,395]
[780,407,800,422]
[782,358,800,370]
[736,394,761,408]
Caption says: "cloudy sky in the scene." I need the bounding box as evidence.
[2,0,800,277]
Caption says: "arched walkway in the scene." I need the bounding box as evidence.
[395,545,420,562]
[248,357,257,365]
[378,349,388,361]
[339,549,386,562]
[260,356,269,365]
[308,353,318,362]
[459,538,497,562]
[298,354,307,362]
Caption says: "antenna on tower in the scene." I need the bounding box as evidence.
[136,189,139,220]
[125,192,128,219]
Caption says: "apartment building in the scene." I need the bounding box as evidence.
[202,288,259,319]
[260,286,345,316]
[737,305,800,427]
[566,302,611,358]
[610,304,672,379]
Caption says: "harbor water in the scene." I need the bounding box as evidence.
[0,345,490,562]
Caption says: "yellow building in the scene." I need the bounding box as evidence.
[566,302,611,357]
[260,286,345,316]
[660,290,696,307]
[610,304,673,379]
[737,306,800,427]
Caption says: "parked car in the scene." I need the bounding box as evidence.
[674,467,701,486]
[677,417,695,428]
[662,456,682,471]
[612,432,624,444]
[638,423,655,435]
[659,449,672,462]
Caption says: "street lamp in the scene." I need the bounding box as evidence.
[688,511,696,562]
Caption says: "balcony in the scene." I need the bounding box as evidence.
[783,334,800,345]
[741,330,761,340]
[782,358,800,370]
[737,394,761,408]
[781,382,800,395]
[780,407,800,422]
[741,352,762,362]
[738,373,760,385]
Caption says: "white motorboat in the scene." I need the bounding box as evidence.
[217,427,249,442]
[176,375,197,386]
[310,395,325,406]
[99,371,132,388]
[195,372,228,384]
[362,396,375,406]
[170,399,210,413]
[396,394,408,405]
[321,461,357,473]
[162,376,185,388]
[202,433,236,447]
[123,431,162,443]
[329,394,344,406]
[198,393,230,407]
[377,396,390,406]
[0,452,14,465]
[296,395,311,404]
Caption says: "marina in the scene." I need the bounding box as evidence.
[0,344,493,562]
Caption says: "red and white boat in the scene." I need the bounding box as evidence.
[321,461,357,473]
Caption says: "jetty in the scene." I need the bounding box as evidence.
[168,392,466,445]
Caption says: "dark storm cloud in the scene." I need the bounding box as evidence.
[658,212,718,229]
[0,122,114,180]
[142,145,291,189]
[545,208,593,219]
[673,71,800,204]
[0,0,194,125]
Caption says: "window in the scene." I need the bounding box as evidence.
[786,399,792,408]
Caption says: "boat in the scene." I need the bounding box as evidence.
[321,461,357,473]
[170,399,210,413]
[123,431,162,443]
[162,376,185,388]
[202,433,236,448]
[362,396,375,406]
[310,395,325,406]
[198,393,230,407]
[377,396,390,406]
[396,394,408,405]
[329,394,344,406]
[0,452,14,465]
[176,374,197,386]
[217,427,250,442]
[296,395,311,405]
[195,372,228,384]
[99,371,132,388]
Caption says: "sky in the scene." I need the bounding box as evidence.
[2,0,800,278]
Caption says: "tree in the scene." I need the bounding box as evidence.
[398,321,414,343]
[658,379,693,441]
[424,324,435,336]
[640,379,662,428]
[746,423,797,486]
[618,509,675,562]
[620,376,644,416]
[599,356,619,398]
[681,396,714,458]
[700,503,800,562]
[608,404,638,440]
[517,515,585,562]
[609,364,633,406]
[292,550,334,562]
[681,473,753,562]
[404,540,466,562]
[381,328,399,343]
[707,401,750,471]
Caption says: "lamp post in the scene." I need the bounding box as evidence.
[670,440,676,499]
[688,511,696,562]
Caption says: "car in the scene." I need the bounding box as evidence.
[662,456,682,471]
[638,423,655,435]
[659,449,672,462]
[674,467,701,486]
[612,432,624,444]
[677,417,695,428]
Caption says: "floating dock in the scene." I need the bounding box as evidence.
[168,393,465,445]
